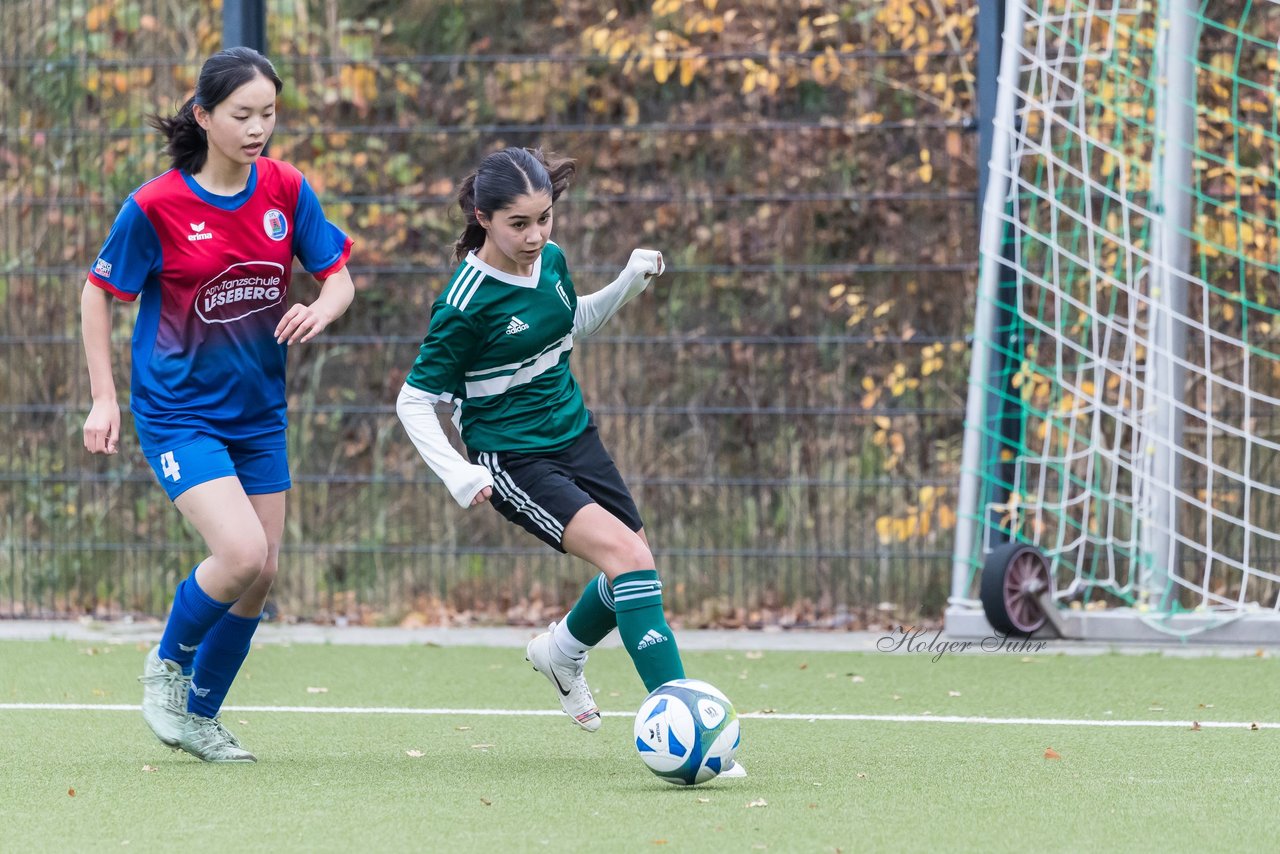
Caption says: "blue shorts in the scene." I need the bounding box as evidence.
[144,433,291,502]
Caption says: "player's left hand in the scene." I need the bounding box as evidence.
[275,303,335,345]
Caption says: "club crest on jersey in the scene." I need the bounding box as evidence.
[195,260,286,324]
[263,209,288,241]
[188,221,213,242]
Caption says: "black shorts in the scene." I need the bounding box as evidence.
[469,419,643,553]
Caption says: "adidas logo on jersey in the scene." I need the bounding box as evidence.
[188,221,213,242]
[636,629,668,651]
[505,316,530,335]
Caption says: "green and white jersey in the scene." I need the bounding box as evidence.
[405,242,588,454]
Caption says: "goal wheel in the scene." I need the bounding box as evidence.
[980,542,1052,636]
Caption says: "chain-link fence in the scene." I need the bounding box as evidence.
[1,0,978,627]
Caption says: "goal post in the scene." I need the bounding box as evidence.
[948,0,1280,642]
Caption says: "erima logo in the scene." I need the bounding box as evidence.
[505,316,529,335]
[190,683,210,698]
[178,643,199,652]
[636,629,668,651]
[188,221,213,242]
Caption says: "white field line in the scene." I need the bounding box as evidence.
[0,703,1270,729]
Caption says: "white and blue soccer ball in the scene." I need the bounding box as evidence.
[633,678,740,786]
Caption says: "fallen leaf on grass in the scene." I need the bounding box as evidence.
[480,798,492,806]
[68,788,75,797]
[1198,703,1214,709]
[141,765,158,772]
[1190,722,1201,731]
[1251,722,1260,731]
[851,675,865,684]
[799,662,808,670]
[455,726,471,731]
[856,773,867,779]
[745,651,764,660]
[696,797,710,804]
[651,840,667,846]
[747,798,769,808]
[948,690,961,697]
[238,720,249,726]
[306,687,328,694]
[406,750,424,758]
[1044,747,1062,760]
[471,743,495,750]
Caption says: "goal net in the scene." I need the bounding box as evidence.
[948,0,1280,640]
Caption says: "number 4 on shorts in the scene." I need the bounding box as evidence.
[160,450,181,482]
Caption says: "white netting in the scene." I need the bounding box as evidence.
[962,0,1280,623]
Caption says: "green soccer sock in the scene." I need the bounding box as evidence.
[612,569,685,692]
[561,573,617,654]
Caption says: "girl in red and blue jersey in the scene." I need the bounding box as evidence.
[80,47,354,763]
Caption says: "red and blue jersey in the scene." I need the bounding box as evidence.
[87,157,352,454]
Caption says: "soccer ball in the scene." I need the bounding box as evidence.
[633,678,740,786]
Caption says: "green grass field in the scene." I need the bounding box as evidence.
[2,638,1278,853]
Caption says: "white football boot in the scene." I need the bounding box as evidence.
[178,715,257,763]
[525,623,602,732]
[139,646,191,747]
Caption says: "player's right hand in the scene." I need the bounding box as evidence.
[83,399,120,455]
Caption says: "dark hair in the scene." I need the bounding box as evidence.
[454,147,577,261]
[148,47,283,174]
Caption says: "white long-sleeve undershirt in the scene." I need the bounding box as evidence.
[396,383,493,507]
[573,248,664,338]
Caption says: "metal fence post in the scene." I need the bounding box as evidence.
[223,0,266,51]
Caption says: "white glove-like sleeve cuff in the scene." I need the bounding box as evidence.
[573,248,664,337]
[396,383,494,508]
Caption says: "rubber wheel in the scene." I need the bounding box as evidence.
[980,541,1051,636]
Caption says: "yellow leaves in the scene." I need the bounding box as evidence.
[875,487,954,544]
[741,59,781,96]
[85,2,113,31]
[652,46,674,84]
[917,149,934,183]
[811,48,842,86]
[339,65,378,112]
[679,57,702,86]
[920,343,946,376]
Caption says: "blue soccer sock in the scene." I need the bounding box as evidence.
[189,610,261,718]
[157,567,235,674]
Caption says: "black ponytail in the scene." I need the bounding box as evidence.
[453,147,578,261]
[148,47,283,173]
[147,97,206,173]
